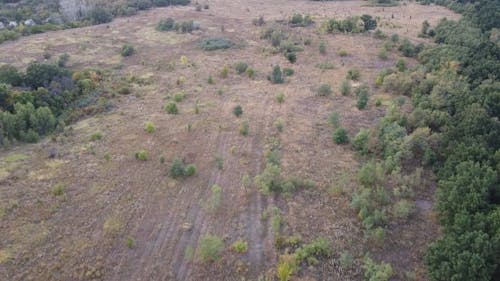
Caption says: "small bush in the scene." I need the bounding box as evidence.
[277,260,294,281]
[356,83,370,110]
[333,128,349,144]
[340,79,352,96]
[353,129,370,154]
[319,41,327,54]
[233,105,243,117]
[184,164,197,176]
[269,65,284,84]
[329,112,340,127]
[390,33,399,43]
[234,62,249,74]
[283,68,294,76]
[274,119,284,132]
[317,84,332,96]
[145,121,155,133]
[340,251,354,269]
[240,121,249,136]
[346,68,360,80]
[396,59,406,72]
[363,256,393,281]
[338,49,349,56]
[126,236,136,248]
[165,102,178,114]
[200,38,233,51]
[121,44,135,57]
[57,53,70,67]
[285,52,297,63]
[135,150,148,161]
[393,199,414,220]
[378,48,388,60]
[157,18,175,31]
[232,240,248,253]
[52,184,65,196]
[90,132,103,141]
[276,92,285,103]
[252,16,265,26]
[246,67,255,78]
[118,86,131,95]
[207,75,214,84]
[220,65,229,78]
[198,234,224,262]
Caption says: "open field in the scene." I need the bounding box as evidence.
[0,1,459,280]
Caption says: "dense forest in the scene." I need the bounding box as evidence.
[369,0,500,280]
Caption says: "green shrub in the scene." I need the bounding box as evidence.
[396,59,406,72]
[333,128,349,144]
[118,86,131,95]
[184,164,197,176]
[198,234,224,262]
[274,118,284,132]
[174,21,195,33]
[346,68,360,80]
[209,184,222,210]
[269,65,284,84]
[295,237,332,264]
[393,199,414,220]
[339,251,354,269]
[378,48,388,60]
[329,112,340,127]
[285,52,297,63]
[363,256,393,281]
[89,7,113,24]
[233,105,243,117]
[317,83,332,96]
[135,150,148,161]
[234,62,249,74]
[0,65,22,86]
[340,79,352,96]
[232,239,248,253]
[157,18,175,31]
[356,83,370,110]
[52,184,65,196]
[276,92,285,103]
[357,160,385,187]
[87,130,103,142]
[390,33,399,43]
[200,38,233,51]
[57,53,70,67]
[374,29,387,39]
[165,102,178,114]
[126,236,136,248]
[121,44,135,57]
[240,121,249,136]
[353,129,370,154]
[145,121,155,133]
[207,75,214,84]
[319,41,327,54]
[283,68,294,76]
[246,67,255,78]
[338,49,349,56]
[170,158,185,178]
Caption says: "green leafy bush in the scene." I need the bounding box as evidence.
[317,84,332,96]
[233,105,243,117]
[121,44,135,57]
[135,150,148,161]
[145,121,155,133]
[346,68,360,80]
[232,240,248,253]
[363,256,393,281]
[333,128,349,144]
[198,234,224,262]
[269,65,284,84]
[157,18,175,31]
[340,79,352,96]
[200,38,233,51]
[165,102,178,114]
[234,62,249,74]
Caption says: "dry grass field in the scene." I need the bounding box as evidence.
[0,1,458,280]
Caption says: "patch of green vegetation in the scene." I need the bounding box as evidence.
[200,38,234,51]
[231,239,248,253]
[135,150,148,161]
[198,234,224,262]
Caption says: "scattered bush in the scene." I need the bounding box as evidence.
[198,234,224,262]
[319,41,327,54]
[233,105,243,117]
[285,52,297,63]
[52,184,65,196]
[393,199,414,220]
[329,112,340,127]
[90,132,103,141]
[283,68,294,76]
[317,84,332,96]
[269,65,284,84]
[200,38,233,51]
[276,92,285,103]
[396,59,407,72]
[135,150,148,161]
[240,121,249,136]
[234,62,249,74]
[378,48,388,60]
[145,121,155,133]
[89,7,113,24]
[340,79,352,96]
[246,67,255,78]
[57,53,70,67]
[339,251,354,269]
[356,84,369,110]
[333,127,349,144]
[337,49,349,56]
[157,18,175,31]
[0,65,22,86]
[353,129,370,154]
[290,13,313,27]
[232,240,248,253]
[346,68,361,80]
[121,44,135,57]
[165,102,178,114]
[169,158,197,178]
[363,256,393,281]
